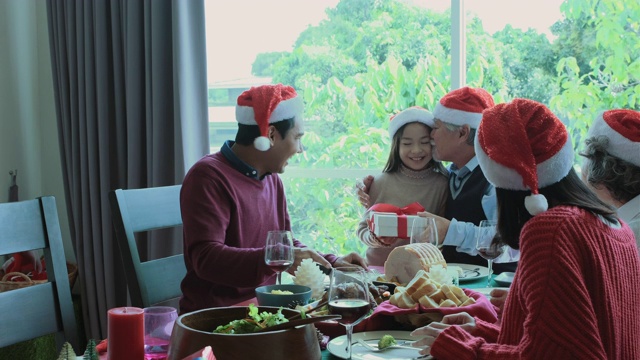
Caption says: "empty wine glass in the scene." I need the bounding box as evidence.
[475,220,506,287]
[264,230,294,285]
[410,216,438,246]
[328,267,371,360]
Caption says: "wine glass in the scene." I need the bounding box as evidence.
[264,230,294,285]
[410,216,438,246]
[475,220,506,287]
[328,267,371,360]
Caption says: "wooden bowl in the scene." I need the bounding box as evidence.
[167,306,321,360]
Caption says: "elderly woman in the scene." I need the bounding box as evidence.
[580,109,640,246]
[411,99,640,359]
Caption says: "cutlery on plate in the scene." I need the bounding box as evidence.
[255,314,340,333]
[355,338,419,352]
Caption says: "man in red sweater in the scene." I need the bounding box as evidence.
[411,99,640,359]
[179,84,366,314]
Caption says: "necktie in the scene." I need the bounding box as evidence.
[451,167,470,192]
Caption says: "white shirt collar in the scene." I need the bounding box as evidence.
[617,194,640,223]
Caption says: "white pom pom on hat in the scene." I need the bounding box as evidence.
[236,83,304,151]
[586,109,640,167]
[474,98,574,216]
[388,106,434,139]
[432,87,495,129]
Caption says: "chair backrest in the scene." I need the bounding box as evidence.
[0,197,79,352]
[109,185,186,308]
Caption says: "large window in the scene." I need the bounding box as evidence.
[205,0,639,255]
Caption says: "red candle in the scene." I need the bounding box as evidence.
[108,307,144,360]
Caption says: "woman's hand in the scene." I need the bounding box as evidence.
[410,312,476,355]
[490,288,509,322]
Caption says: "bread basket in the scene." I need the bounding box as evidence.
[0,262,78,293]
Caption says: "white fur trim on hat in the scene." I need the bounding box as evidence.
[254,136,271,151]
[525,194,548,215]
[236,96,304,125]
[433,102,483,129]
[586,110,640,167]
[475,135,574,191]
[388,107,434,139]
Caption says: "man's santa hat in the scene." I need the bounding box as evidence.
[388,106,434,139]
[236,84,304,151]
[474,99,574,216]
[433,87,495,129]
[586,109,640,167]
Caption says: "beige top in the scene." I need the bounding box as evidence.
[357,166,449,266]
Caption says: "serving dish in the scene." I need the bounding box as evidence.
[167,306,321,360]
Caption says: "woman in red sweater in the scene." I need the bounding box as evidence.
[411,99,640,359]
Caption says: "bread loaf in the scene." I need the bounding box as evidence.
[384,243,447,284]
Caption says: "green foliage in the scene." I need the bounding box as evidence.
[251,52,289,76]
[82,339,98,360]
[258,0,639,255]
[56,342,76,360]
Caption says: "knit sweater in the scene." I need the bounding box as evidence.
[357,166,449,266]
[430,206,640,359]
[179,152,337,313]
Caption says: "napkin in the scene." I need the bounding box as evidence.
[314,289,498,339]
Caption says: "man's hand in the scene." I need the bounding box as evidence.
[417,211,450,245]
[333,252,368,270]
[289,248,332,274]
[355,175,374,208]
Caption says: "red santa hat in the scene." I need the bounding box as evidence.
[235,84,304,151]
[432,87,495,129]
[388,106,434,139]
[586,109,640,167]
[474,99,574,216]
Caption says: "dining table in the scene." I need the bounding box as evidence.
[233,266,508,360]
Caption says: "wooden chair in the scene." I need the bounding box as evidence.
[0,196,79,353]
[109,185,185,308]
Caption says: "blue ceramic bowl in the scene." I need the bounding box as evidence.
[255,284,312,308]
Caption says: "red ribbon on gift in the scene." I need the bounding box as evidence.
[368,202,425,238]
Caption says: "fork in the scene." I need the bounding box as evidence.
[355,338,420,352]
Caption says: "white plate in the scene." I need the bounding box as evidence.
[494,272,515,286]
[448,263,489,282]
[327,330,432,360]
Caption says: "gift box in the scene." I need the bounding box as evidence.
[368,212,421,239]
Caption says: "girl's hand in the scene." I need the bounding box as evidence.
[490,288,509,321]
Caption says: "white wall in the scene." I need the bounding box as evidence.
[0,0,75,262]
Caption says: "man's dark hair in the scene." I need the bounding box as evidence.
[495,169,617,249]
[235,118,296,145]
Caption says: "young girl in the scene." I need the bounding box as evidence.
[357,106,449,266]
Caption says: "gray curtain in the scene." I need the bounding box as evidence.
[46,0,208,340]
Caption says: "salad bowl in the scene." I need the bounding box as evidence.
[167,305,321,360]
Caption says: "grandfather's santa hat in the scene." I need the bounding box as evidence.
[433,87,495,129]
[236,84,304,151]
[586,109,640,167]
[388,106,434,139]
[475,99,574,216]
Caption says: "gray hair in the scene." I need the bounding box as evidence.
[443,122,476,146]
[580,135,640,203]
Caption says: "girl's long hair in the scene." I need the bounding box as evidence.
[495,169,617,249]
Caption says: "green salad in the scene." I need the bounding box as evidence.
[212,304,290,334]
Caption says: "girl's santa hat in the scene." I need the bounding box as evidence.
[474,99,574,216]
[586,109,640,167]
[388,106,434,139]
[235,84,304,151]
[433,87,495,129]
